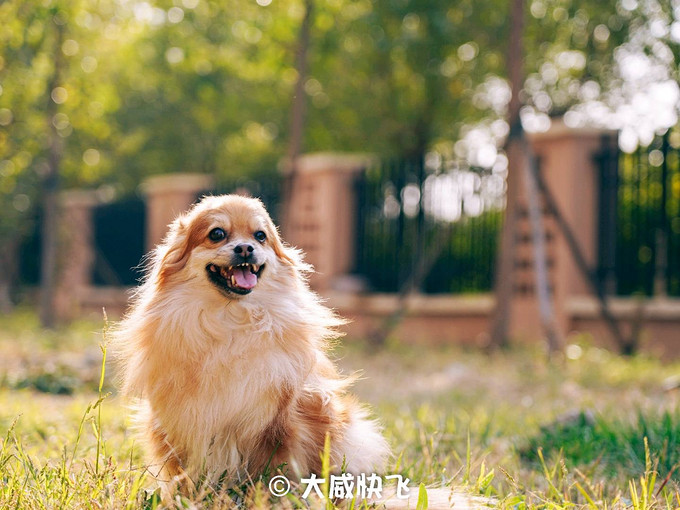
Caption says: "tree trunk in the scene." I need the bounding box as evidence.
[281,0,313,231]
[489,139,521,348]
[39,15,64,328]
[286,0,313,168]
[489,0,524,348]
[0,237,18,313]
[489,0,563,352]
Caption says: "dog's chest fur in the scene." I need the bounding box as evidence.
[140,297,313,476]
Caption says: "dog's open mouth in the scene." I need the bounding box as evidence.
[206,263,264,295]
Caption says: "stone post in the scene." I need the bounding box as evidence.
[140,173,215,251]
[510,119,617,340]
[54,190,99,321]
[281,153,372,290]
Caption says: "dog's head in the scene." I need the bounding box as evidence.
[155,194,293,297]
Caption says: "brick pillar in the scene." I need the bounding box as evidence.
[140,173,215,251]
[54,190,99,321]
[511,119,616,340]
[282,153,371,290]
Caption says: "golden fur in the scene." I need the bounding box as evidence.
[113,195,389,495]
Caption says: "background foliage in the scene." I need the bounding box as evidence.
[2,0,675,189]
[1,0,680,300]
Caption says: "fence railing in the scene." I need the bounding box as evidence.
[353,155,504,293]
[92,196,146,286]
[598,130,680,297]
[18,131,679,300]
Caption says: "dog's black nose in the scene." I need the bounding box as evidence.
[234,244,254,257]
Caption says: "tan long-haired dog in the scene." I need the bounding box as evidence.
[113,194,389,495]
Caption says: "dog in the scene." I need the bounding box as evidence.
[113,194,389,497]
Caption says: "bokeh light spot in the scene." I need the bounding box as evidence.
[594,24,610,43]
[168,7,184,23]
[83,149,101,166]
[458,42,478,62]
[0,108,13,126]
[51,87,68,104]
[165,47,185,64]
[530,1,546,18]
[62,39,79,56]
[648,149,664,167]
[13,194,30,212]
[566,344,583,360]
[0,160,15,177]
[304,78,322,96]
[81,56,98,73]
[52,113,70,130]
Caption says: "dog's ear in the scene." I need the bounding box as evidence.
[157,214,211,284]
[266,220,294,265]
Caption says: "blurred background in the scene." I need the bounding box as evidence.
[3,3,680,507]
[1,0,679,355]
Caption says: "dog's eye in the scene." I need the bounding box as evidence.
[254,230,267,243]
[208,228,227,242]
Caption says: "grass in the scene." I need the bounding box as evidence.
[1,308,680,508]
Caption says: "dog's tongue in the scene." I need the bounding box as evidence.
[233,266,257,289]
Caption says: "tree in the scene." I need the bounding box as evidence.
[3,0,680,319]
[488,0,524,349]
[286,0,314,168]
[303,0,508,160]
[106,0,302,186]
[0,1,64,317]
[39,9,65,328]
[488,0,680,350]
[0,0,131,319]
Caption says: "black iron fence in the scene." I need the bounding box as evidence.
[18,208,41,286]
[18,175,282,289]
[17,194,147,287]
[93,174,282,287]
[20,131,678,299]
[598,130,680,297]
[354,155,504,293]
[92,196,146,286]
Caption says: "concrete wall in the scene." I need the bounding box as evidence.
[141,173,215,250]
[508,121,616,342]
[323,292,680,355]
[54,174,214,321]
[281,153,372,290]
[53,191,99,321]
[52,122,680,355]
[280,121,679,354]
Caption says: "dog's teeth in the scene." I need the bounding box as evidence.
[230,275,236,286]
[210,265,217,272]
[252,264,259,272]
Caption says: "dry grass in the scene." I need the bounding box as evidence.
[1,309,680,508]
